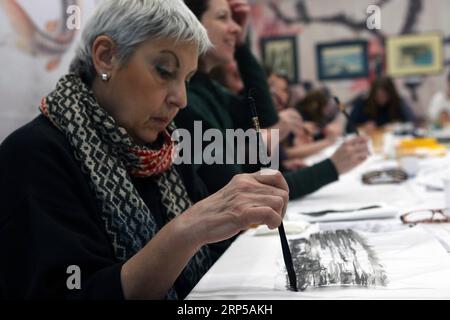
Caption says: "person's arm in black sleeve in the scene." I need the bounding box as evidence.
[0,123,124,299]
[175,161,235,267]
[174,103,243,195]
[229,44,279,129]
[283,159,339,200]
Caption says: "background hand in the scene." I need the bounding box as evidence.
[330,136,369,175]
[277,108,303,141]
[228,0,251,45]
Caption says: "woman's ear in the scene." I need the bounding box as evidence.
[91,35,117,77]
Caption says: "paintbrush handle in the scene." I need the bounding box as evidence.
[334,96,360,136]
[278,222,298,291]
[248,89,297,291]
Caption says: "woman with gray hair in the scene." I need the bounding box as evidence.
[0,0,288,300]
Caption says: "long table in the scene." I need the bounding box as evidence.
[187,141,450,300]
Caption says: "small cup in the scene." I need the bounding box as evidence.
[399,156,419,177]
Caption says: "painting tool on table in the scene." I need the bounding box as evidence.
[299,205,381,217]
[334,96,360,136]
[248,88,298,292]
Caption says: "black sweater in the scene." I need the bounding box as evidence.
[175,45,339,199]
[0,115,211,299]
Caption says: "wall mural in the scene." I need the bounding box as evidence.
[0,1,449,141]
[268,0,423,37]
[1,0,79,71]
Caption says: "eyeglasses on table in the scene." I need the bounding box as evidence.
[362,168,408,185]
[400,208,450,224]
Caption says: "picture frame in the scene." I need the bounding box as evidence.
[386,32,443,77]
[316,40,369,81]
[260,35,299,84]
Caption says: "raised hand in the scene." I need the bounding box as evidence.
[330,136,369,175]
[228,0,251,45]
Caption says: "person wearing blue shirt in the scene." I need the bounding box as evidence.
[348,76,416,133]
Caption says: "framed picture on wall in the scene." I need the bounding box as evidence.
[316,40,369,81]
[260,35,299,84]
[386,32,443,77]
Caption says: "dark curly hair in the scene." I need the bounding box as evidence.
[295,89,331,127]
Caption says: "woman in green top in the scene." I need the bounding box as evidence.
[176,0,369,199]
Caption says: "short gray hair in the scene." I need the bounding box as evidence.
[70,0,211,85]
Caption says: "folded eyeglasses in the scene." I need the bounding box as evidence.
[362,168,408,185]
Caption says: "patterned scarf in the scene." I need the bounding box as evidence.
[40,74,212,299]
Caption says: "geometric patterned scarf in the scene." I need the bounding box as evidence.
[40,74,213,299]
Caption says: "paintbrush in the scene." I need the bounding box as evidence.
[334,96,360,136]
[248,89,298,292]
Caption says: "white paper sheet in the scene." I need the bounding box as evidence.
[287,202,398,223]
[187,151,450,300]
[420,224,450,252]
[188,227,450,299]
[275,227,450,294]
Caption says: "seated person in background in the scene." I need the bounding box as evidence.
[348,76,416,134]
[212,60,303,144]
[176,0,369,200]
[266,67,290,112]
[291,88,344,159]
[0,0,289,300]
[212,54,306,171]
[297,87,342,134]
[427,71,450,128]
[265,67,307,170]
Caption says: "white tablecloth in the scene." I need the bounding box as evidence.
[187,146,450,300]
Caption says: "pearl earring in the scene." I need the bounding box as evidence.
[101,73,109,81]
